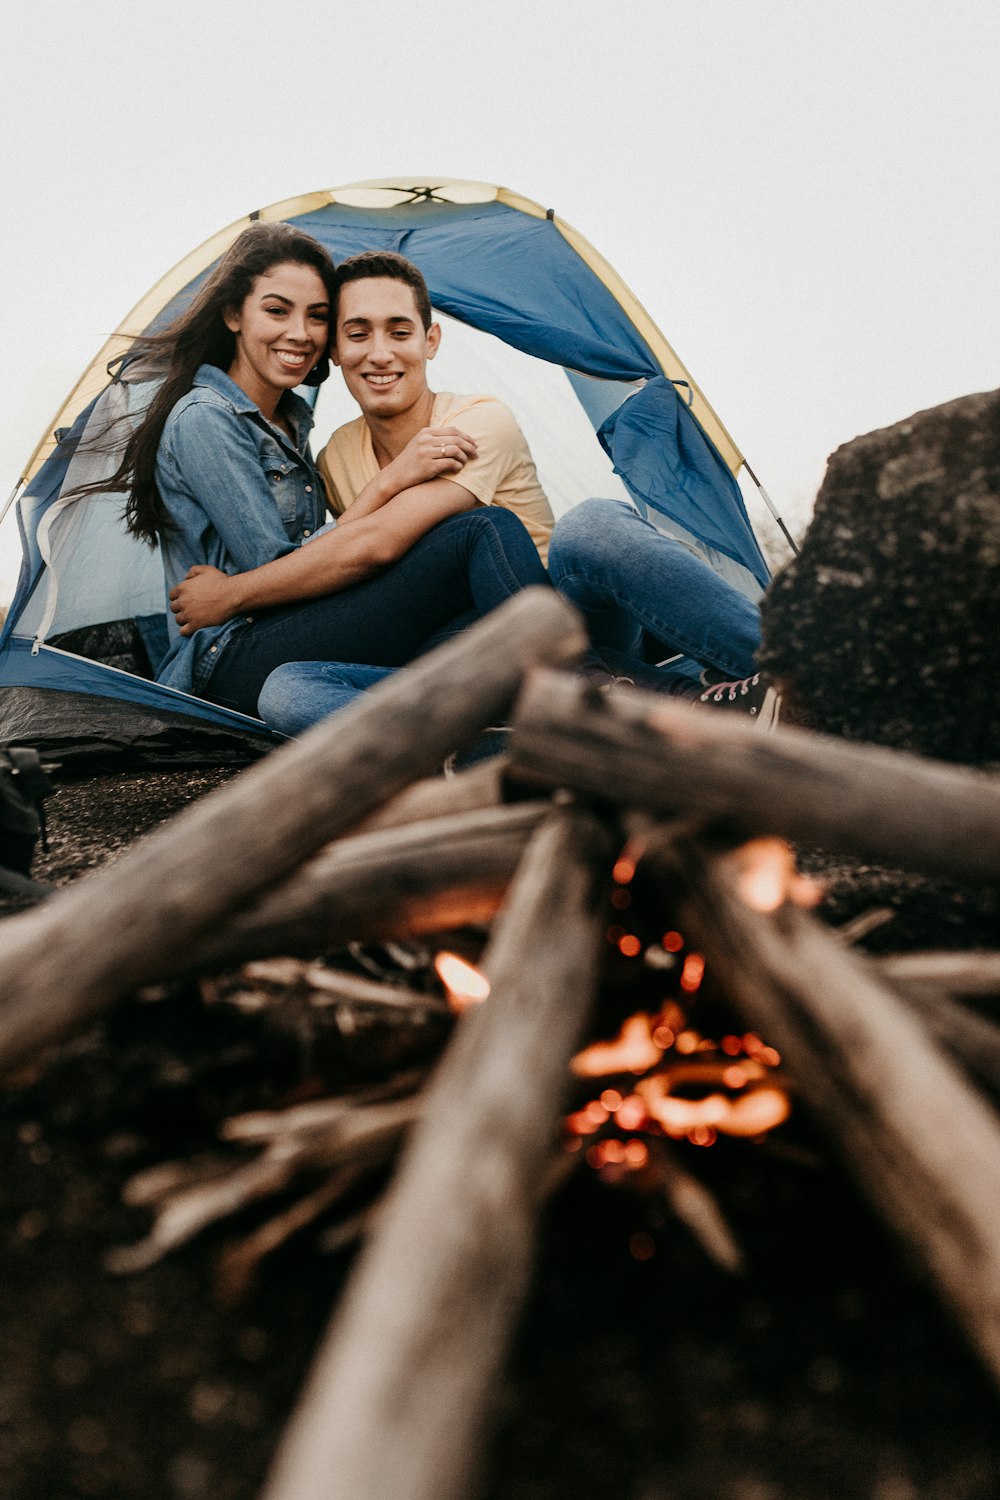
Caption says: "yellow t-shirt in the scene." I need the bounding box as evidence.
[317,392,554,564]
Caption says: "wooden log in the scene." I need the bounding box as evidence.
[177,801,548,974]
[878,951,1000,997]
[261,804,618,1500]
[352,754,510,834]
[509,667,1000,884]
[892,985,1000,1099]
[674,844,1000,1389]
[0,590,584,1072]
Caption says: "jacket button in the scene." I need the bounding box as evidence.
[305,485,313,493]
[209,645,217,654]
[303,529,311,537]
[245,616,254,624]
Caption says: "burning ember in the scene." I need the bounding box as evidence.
[567,1009,790,1163]
[571,1012,669,1078]
[636,1061,790,1139]
[434,832,799,1187]
[565,833,798,1177]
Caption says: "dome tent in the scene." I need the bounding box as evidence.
[0,177,775,760]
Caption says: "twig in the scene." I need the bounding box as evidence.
[108,1094,421,1274]
[648,1138,744,1275]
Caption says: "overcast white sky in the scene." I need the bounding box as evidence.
[1,0,997,601]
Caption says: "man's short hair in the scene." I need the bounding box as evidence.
[334,251,433,332]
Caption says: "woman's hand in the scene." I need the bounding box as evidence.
[384,425,478,493]
[169,565,241,634]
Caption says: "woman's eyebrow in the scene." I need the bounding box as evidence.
[260,292,329,311]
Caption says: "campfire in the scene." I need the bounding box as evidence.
[3,589,1000,1500]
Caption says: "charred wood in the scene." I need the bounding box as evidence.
[675,844,1000,1391]
[180,801,548,974]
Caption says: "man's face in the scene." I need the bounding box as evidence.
[333,276,440,420]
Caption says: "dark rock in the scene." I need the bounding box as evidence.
[760,388,1000,765]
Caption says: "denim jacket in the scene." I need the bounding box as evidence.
[154,364,326,695]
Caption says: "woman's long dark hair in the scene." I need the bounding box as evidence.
[109,222,336,545]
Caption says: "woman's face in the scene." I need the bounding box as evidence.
[224,261,330,410]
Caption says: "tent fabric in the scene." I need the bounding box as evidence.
[0,176,769,760]
[598,378,770,588]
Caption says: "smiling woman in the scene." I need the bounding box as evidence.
[223,263,333,420]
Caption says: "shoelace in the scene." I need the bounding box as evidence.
[702,671,761,703]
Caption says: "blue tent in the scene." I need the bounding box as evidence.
[0,177,772,760]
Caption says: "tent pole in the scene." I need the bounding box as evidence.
[0,478,24,531]
[742,461,800,556]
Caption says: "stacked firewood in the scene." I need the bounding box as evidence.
[2,587,1000,1500]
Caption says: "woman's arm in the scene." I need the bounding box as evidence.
[169,476,482,634]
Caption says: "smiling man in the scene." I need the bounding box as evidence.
[316,251,555,562]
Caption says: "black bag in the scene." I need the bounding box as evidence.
[0,748,54,892]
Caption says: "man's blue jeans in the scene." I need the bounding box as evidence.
[205,505,550,718]
[548,498,761,689]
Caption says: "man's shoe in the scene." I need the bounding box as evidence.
[697,671,782,729]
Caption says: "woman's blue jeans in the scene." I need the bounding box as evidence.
[204,505,549,718]
[548,498,762,688]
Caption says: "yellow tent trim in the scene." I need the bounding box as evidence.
[19,177,744,486]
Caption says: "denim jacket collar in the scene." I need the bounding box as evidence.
[192,364,315,449]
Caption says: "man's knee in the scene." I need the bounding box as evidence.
[549,498,627,583]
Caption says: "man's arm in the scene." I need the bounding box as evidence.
[169,476,482,635]
[328,424,479,525]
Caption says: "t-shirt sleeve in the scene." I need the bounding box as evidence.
[316,419,367,517]
[316,439,347,516]
[443,399,532,506]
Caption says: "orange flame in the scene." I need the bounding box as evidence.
[434,952,491,1013]
[571,1013,665,1078]
[726,838,824,912]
